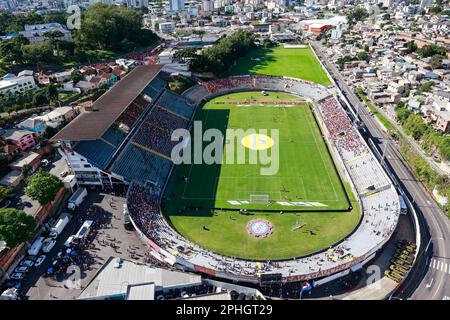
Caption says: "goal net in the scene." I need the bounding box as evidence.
[250,194,270,204]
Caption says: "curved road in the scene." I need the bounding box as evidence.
[313,43,450,300]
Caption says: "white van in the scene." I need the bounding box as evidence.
[28,237,45,256]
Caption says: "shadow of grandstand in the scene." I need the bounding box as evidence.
[161,109,229,217]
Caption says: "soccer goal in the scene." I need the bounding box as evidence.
[250,194,270,204]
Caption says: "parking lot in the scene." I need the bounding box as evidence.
[3,188,148,300]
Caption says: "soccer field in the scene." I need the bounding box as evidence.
[225,46,332,85]
[162,92,360,260]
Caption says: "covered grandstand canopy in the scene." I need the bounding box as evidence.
[51,64,163,142]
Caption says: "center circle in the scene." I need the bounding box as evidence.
[247,219,273,238]
[241,133,274,151]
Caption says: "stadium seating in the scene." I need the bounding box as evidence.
[158,90,195,119]
[101,125,126,148]
[111,143,172,186]
[73,139,117,169]
[130,105,189,158]
[317,95,367,158]
[116,94,151,128]
[142,77,166,99]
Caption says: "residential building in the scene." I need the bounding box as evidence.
[0,74,37,95]
[1,129,36,151]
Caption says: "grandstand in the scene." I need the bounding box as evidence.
[111,143,172,187]
[157,90,196,119]
[52,65,195,188]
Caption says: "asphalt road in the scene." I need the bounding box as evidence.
[313,43,450,300]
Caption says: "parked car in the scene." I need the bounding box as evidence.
[34,255,46,267]
[19,260,34,268]
[9,273,25,280]
[60,170,68,178]
[14,266,29,273]
[42,239,56,253]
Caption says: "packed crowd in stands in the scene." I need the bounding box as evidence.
[123,49,159,65]
[212,100,306,105]
[116,94,150,128]
[200,75,322,96]
[131,105,189,157]
[151,106,189,130]
[316,96,367,158]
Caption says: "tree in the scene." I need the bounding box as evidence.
[420,81,434,93]
[21,164,32,178]
[404,41,418,54]
[430,54,444,69]
[21,42,54,66]
[192,30,206,41]
[418,44,448,58]
[70,70,83,84]
[357,51,369,61]
[45,83,61,104]
[347,7,369,25]
[0,154,9,177]
[77,4,159,51]
[188,30,256,74]
[395,104,412,124]
[262,37,276,48]
[173,47,198,63]
[25,170,63,206]
[430,6,443,14]
[43,30,65,56]
[0,208,36,248]
[0,186,12,202]
[43,125,58,140]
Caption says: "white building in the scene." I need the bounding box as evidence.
[35,106,78,129]
[0,74,37,95]
[159,22,176,33]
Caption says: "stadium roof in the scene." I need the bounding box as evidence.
[51,64,163,142]
[78,257,202,300]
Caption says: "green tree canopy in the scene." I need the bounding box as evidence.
[189,30,256,74]
[70,70,83,85]
[25,170,63,206]
[418,44,448,58]
[0,208,36,248]
[347,7,369,25]
[0,186,12,202]
[0,154,10,177]
[404,40,418,54]
[76,3,159,51]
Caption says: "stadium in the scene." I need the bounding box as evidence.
[52,47,400,286]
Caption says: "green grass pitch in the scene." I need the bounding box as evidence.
[162,92,360,260]
[224,46,332,85]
